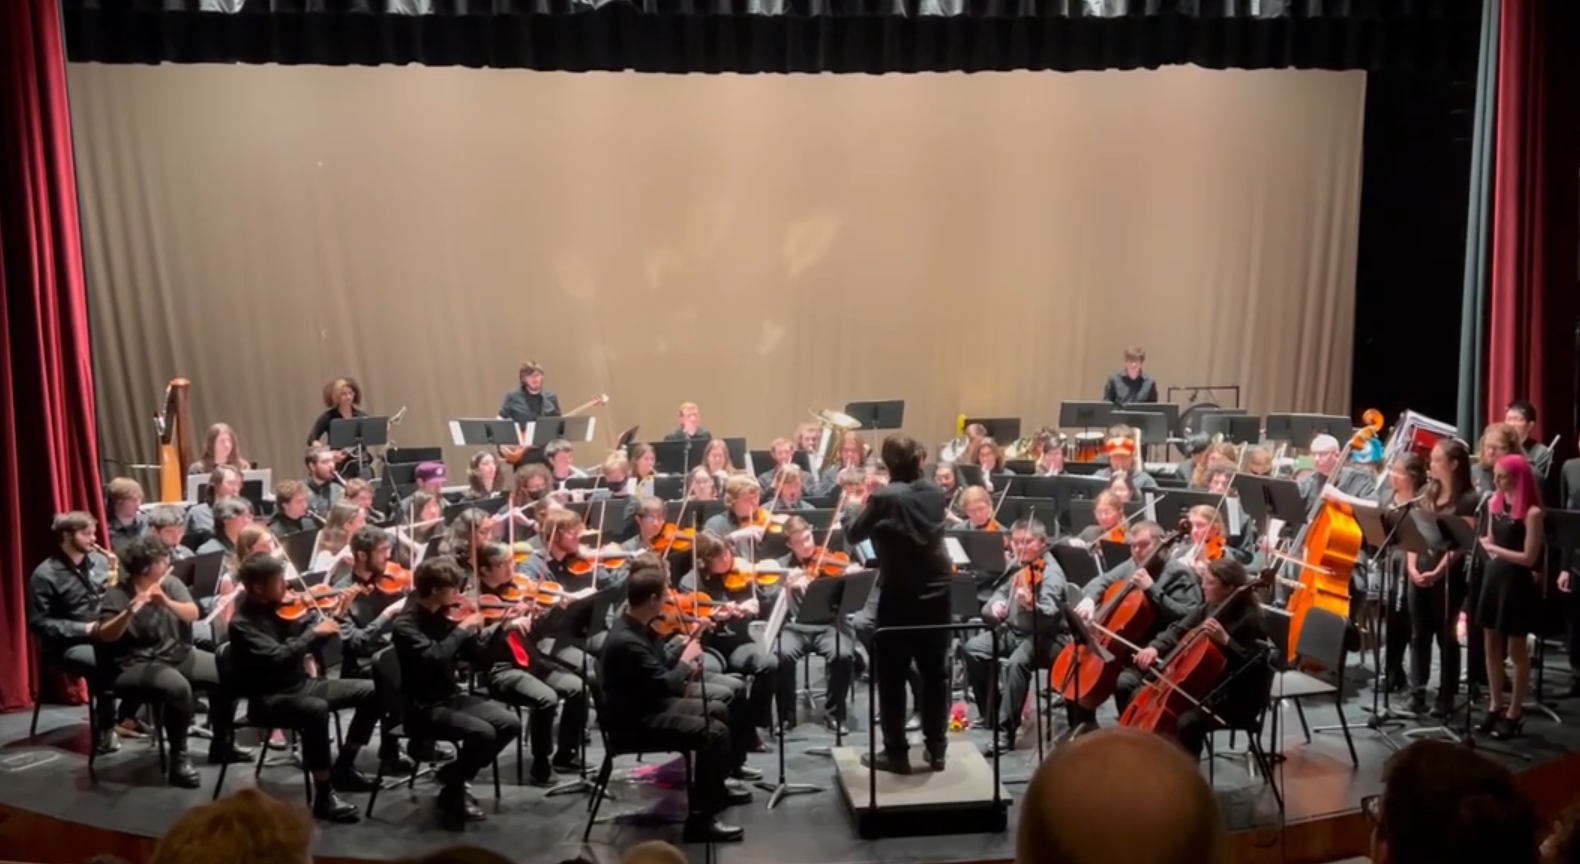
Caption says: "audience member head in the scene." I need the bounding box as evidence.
[149,788,313,864]
[396,848,515,864]
[1369,740,1538,864]
[620,841,688,864]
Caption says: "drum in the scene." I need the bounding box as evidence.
[1069,431,1105,463]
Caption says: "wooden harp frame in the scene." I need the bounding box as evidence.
[156,379,192,502]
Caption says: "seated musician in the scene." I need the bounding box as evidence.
[196,496,253,558]
[600,564,754,842]
[1119,556,1270,759]
[932,464,966,526]
[1034,437,1066,477]
[332,527,406,666]
[105,478,147,558]
[190,422,249,476]
[704,475,768,557]
[766,465,814,512]
[773,516,856,733]
[627,443,659,497]
[545,439,586,484]
[596,452,633,496]
[687,467,719,501]
[758,438,797,487]
[147,505,193,564]
[304,445,344,516]
[1174,504,1254,567]
[464,450,504,500]
[623,496,668,552]
[185,464,244,542]
[663,401,712,444]
[1174,434,1211,483]
[390,491,442,567]
[411,461,448,508]
[518,508,623,661]
[474,542,587,785]
[1243,445,1274,477]
[28,512,128,753]
[794,423,823,472]
[392,556,522,824]
[312,501,366,583]
[1107,474,1137,504]
[96,536,252,787]
[834,468,869,525]
[226,554,379,822]
[817,431,868,497]
[513,463,555,501]
[1093,436,1159,492]
[680,532,780,737]
[268,480,323,536]
[951,486,1001,533]
[341,477,377,517]
[700,438,736,484]
[960,518,1067,754]
[955,424,989,466]
[1067,521,1203,732]
[1302,434,1379,502]
[972,440,1011,492]
[1072,491,1125,544]
[1101,346,1158,406]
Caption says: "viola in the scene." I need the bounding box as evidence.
[510,574,567,608]
[276,584,357,622]
[746,508,786,534]
[650,523,695,555]
[374,563,413,595]
[653,590,722,639]
[802,547,851,579]
[1106,525,1127,545]
[720,561,785,593]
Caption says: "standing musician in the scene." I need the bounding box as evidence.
[27,511,123,753]
[308,377,369,478]
[304,446,345,515]
[226,554,379,823]
[1066,521,1203,732]
[600,564,754,843]
[95,536,252,787]
[474,542,588,785]
[189,423,249,476]
[1122,556,1269,759]
[663,402,712,444]
[1472,453,1543,740]
[1474,422,1520,495]
[773,516,856,733]
[391,556,522,824]
[268,480,323,536]
[817,431,868,496]
[1093,436,1159,491]
[105,478,148,558]
[498,361,561,427]
[846,434,952,775]
[1101,347,1159,406]
[1503,400,1551,479]
[959,518,1067,755]
[758,438,797,487]
[704,475,768,557]
[680,532,780,738]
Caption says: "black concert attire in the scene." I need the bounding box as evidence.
[1101,372,1158,406]
[1112,595,1270,759]
[1472,505,1542,638]
[600,613,745,819]
[664,427,713,444]
[267,510,322,538]
[27,550,120,735]
[703,511,764,559]
[96,576,238,772]
[225,596,380,786]
[305,478,344,517]
[1523,438,1552,479]
[107,514,148,559]
[498,388,561,426]
[1561,459,1580,693]
[330,569,404,679]
[678,568,780,730]
[477,581,587,780]
[308,407,370,479]
[959,552,1067,738]
[1407,489,1480,711]
[846,477,953,765]
[771,553,856,728]
[391,604,521,803]
[517,548,622,666]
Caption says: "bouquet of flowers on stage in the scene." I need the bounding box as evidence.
[951,702,970,732]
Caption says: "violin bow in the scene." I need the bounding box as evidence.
[808,490,846,580]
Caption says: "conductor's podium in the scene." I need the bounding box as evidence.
[831,745,1011,839]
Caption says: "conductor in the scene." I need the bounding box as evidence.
[847,434,952,775]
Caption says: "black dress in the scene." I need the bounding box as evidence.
[1473,511,1541,637]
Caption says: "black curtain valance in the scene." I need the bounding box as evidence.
[63,0,1480,74]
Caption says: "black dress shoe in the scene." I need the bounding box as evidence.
[527,761,555,787]
[437,785,486,822]
[860,751,912,775]
[95,729,121,755]
[731,765,763,781]
[1430,701,1453,720]
[980,737,1015,758]
[313,790,362,823]
[923,749,946,772]
[168,754,202,789]
[379,747,416,775]
[684,816,744,843]
[550,753,584,774]
[725,785,754,806]
[823,717,850,736]
[330,765,378,793]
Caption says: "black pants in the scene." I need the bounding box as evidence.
[702,638,777,729]
[959,630,1061,733]
[852,607,923,703]
[872,604,951,758]
[109,649,231,756]
[408,695,521,786]
[249,678,380,772]
[1174,708,1216,759]
[1112,668,1145,715]
[488,664,586,760]
[775,624,855,723]
[628,698,732,816]
[58,643,135,732]
[1408,576,1465,704]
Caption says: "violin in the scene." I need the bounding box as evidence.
[276,584,358,622]
[652,590,722,639]
[1106,525,1127,545]
[801,547,851,579]
[374,563,413,595]
[651,523,696,555]
[510,574,567,608]
[720,561,785,592]
[747,508,786,534]
[566,549,627,576]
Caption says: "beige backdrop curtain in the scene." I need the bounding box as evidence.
[67,64,1365,478]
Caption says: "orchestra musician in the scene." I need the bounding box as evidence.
[95,536,252,787]
[226,553,380,823]
[959,518,1066,755]
[27,511,125,754]
[1375,454,1426,697]
[704,475,767,557]
[686,467,718,501]
[623,497,669,552]
[498,361,561,428]
[1033,438,1066,477]
[545,440,585,484]
[515,463,555,501]
[680,532,780,736]
[1074,491,1126,544]
[663,402,712,444]
[189,422,248,476]
[185,464,243,542]
[1107,474,1138,504]
[1172,434,1211,483]
[1474,423,1520,494]
[758,438,797,487]
[147,506,193,564]
[391,555,522,824]
[1503,400,1551,479]
[817,431,867,496]
[313,501,367,582]
[628,443,659,499]
[1557,440,1580,697]
[773,516,856,733]
[1067,520,1203,733]
[268,480,323,536]
[196,497,252,558]
[953,424,989,466]
[1301,434,1379,503]
[1121,556,1269,759]
[465,451,504,500]
[1093,436,1159,491]
[341,478,377,517]
[307,377,369,479]
[795,423,822,456]
[518,508,624,660]
[474,542,588,785]
[599,563,754,843]
[1473,453,1543,740]
[330,527,407,672]
[105,478,147,558]
[972,440,1011,490]
[1101,346,1158,406]
[846,434,952,775]
[766,465,813,512]
[304,446,345,515]
[951,487,1000,533]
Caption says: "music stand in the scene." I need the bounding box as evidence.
[550,583,626,798]
[1058,401,1116,432]
[1116,402,1180,439]
[1050,544,1100,588]
[1201,413,1260,445]
[328,417,388,480]
[844,400,905,430]
[447,418,521,450]
[526,416,596,446]
[649,440,693,477]
[1231,475,1310,534]
[718,437,749,472]
[795,571,872,756]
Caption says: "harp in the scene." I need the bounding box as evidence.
[155,379,193,502]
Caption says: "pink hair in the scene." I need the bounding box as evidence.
[1490,453,1540,517]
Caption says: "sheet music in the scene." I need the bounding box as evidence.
[1226,497,1247,535]
[757,585,791,654]
[447,421,467,446]
[1321,484,1381,511]
[943,536,971,567]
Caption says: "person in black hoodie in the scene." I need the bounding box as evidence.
[1100,346,1158,406]
[226,553,379,822]
[846,433,952,775]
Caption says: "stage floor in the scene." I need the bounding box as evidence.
[3,667,1576,864]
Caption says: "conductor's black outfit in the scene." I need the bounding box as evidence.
[846,478,953,770]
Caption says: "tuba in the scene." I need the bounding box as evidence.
[810,408,862,476]
[154,379,192,503]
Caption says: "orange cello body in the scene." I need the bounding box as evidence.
[1284,501,1359,662]
[1050,579,1154,703]
[1118,629,1228,737]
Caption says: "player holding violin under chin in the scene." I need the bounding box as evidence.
[703,475,774,558]
[957,518,1069,756]
[771,514,857,733]
[678,531,782,737]
[516,508,627,662]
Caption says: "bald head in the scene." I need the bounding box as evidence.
[1017,728,1226,864]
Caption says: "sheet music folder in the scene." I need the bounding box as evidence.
[449,418,522,447]
[526,417,596,445]
[328,416,389,449]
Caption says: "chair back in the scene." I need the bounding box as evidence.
[371,648,403,716]
[214,641,234,689]
[1259,606,1291,670]
[1293,607,1350,675]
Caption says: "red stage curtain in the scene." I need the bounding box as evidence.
[1485,0,1580,447]
[0,0,106,712]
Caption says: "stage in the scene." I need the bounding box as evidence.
[3,675,1580,864]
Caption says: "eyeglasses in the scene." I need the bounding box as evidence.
[1361,793,1382,826]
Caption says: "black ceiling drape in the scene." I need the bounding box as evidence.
[62,0,1479,74]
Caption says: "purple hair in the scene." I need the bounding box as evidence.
[1490,453,1540,517]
